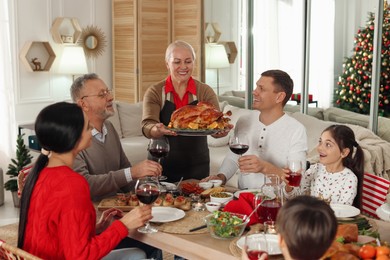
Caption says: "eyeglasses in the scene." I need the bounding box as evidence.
[81,89,112,100]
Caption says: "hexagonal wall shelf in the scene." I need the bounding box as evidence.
[205,22,222,43]
[20,41,56,72]
[50,17,82,44]
[220,41,238,64]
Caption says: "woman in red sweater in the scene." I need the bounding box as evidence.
[18,102,152,259]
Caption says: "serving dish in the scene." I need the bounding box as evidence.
[170,128,220,136]
[236,234,282,255]
[204,212,249,239]
[330,204,360,218]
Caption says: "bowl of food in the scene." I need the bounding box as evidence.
[204,211,249,239]
[198,182,213,190]
[209,179,223,187]
[205,202,221,212]
[210,192,233,206]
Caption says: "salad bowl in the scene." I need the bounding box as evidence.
[203,211,249,239]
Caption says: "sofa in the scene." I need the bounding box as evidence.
[108,100,390,188]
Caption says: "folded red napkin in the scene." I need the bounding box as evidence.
[223,192,259,226]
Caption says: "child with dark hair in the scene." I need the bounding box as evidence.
[285,124,364,208]
[18,102,152,259]
[242,196,337,260]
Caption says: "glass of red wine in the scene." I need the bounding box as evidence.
[229,133,249,157]
[245,233,269,260]
[286,159,304,188]
[135,177,160,233]
[148,137,169,181]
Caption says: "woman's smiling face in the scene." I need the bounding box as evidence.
[166,47,194,84]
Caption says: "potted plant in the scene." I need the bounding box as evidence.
[4,134,33,207]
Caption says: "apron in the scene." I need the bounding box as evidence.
[152,90,210,183]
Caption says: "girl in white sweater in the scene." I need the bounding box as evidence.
[285,125,364,208]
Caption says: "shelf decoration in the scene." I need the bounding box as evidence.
[19,41,56,72]
[205,23,222,43]
[50,17,82,44]
[220,41,238,64]
[78,25,107,59]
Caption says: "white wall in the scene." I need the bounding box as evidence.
[12,0,112,128]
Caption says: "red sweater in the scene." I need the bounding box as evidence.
[23,166,128,259]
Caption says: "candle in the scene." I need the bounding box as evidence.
[264,220,277,234]
[192,202,205,212]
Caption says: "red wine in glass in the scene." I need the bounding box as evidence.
[136,187,160,204]
[135,177,160,233]
[229,144,249,155]
[247,250,269,260]
[286,171,302,187]
[148,148,169,159]
[257,200,282,223]
[229,134,249,157]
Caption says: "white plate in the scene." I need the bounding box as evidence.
[236,234,282,255]
[160,182,177,191]
[376,204,390,222]
[234,189,262,198]
[330,204,360,218]
[150,207,185,223]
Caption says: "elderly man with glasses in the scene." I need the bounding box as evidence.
[70,73,162,201]
[70,73,163,260]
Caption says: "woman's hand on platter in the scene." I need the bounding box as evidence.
[120,205,153,230]
[96,208,124,234]
[151,123,177,138]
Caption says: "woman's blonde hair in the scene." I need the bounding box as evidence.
[165,40,196,62]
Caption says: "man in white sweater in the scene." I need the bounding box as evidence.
[203,69,307,189]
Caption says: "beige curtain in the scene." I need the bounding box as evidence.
[0,0,16,170]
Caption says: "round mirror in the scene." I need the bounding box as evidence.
[85,35,98,50]
[78,25,107,59]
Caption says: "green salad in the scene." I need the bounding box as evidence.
[208,211,245,238]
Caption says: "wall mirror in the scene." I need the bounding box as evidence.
[78,25,107,59]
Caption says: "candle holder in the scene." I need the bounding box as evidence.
[263,220,277,234]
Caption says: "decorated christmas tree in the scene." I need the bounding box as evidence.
[334,3,390,116]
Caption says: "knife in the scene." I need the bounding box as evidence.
[189,224,207,232]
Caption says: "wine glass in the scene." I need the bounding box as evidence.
[148,137,169,181]
[245,233,269,260]
[286,159,304,188]
[229,133,249,157]
[135,177,160,233]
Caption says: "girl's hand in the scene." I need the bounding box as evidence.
[96,208,124,234]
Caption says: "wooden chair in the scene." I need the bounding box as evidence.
[17,166,32,198]
[0,239,42,260]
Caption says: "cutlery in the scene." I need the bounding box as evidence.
[176,177,184,189]
[189,224,207,232]
[245,196,271,221]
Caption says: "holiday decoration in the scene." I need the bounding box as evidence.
[335,3,390,117]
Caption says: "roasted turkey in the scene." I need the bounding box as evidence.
[168,101,231,130]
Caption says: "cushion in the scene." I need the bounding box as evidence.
[323,107,369,128]
[207,105,251,147]
[232,90,245,98]
[289,112,335,160]
[361,172,390,218]
[116,101,143,137]
[218,95,245,108]
[107,102,123,138]
[284,104,324,120]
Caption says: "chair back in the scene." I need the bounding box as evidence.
[0,239,42,260]
[17,166,33,198]
[361,172,390,218]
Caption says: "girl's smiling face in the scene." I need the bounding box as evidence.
[317,130,349,171]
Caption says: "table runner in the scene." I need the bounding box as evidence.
[154,210,210,234]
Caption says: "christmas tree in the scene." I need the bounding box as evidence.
[4,134,33,192]
[335,3,390,117]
